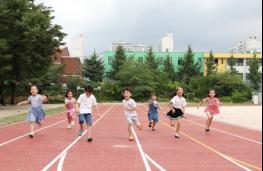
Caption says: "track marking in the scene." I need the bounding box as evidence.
[41,105,115,171]
[145,153,167,171]
[161,121,261,171]
[0,118,68,148]
[131,127,152,171]
[186,119,262,145]
[57,152,67,171]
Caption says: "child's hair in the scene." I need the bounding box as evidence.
[31,85,39,90]
[172,87,184,97]
[207,89,218,98]
[65,89,73,98]
[84,85,93,93]
[123,87,133,94]
[151,92,157,97]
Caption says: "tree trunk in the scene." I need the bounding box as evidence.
[0,86,5,106]
[10,82,16,105]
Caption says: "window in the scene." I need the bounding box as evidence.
[214,59,219,65]
[221,59,224,65]
[237,58,243,66]
[158,57,164,65]
[108,57,113,64]
[138,57,144,63]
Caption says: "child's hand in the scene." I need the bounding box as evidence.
[172,109,175,113]
[17,102,22,106]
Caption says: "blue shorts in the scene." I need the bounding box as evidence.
[27,107,45,124]
[79,113,92,126]
[148,112,159,122]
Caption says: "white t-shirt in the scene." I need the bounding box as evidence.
[170,95,187,109]
[77,94,97,114]
[122,98,137,117]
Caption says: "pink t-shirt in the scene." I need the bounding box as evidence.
[65,97,76,110]
[204,98,220,115]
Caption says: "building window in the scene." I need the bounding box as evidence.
[214,59,219,65]
[138,57,144,63]
[108,57,113,64]
[158,57,164,65]
[237,58,244,66]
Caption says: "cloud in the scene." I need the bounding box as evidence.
[35,0,262,55]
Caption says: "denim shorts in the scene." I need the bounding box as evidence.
[27,107,45,124]
[79,113,92,126]
[148,112,159,122]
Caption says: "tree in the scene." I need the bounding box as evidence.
[0,0,66,104]
[205,50,217,76]
[145,47,158,70]
[163,54,176,81]
[228,54,238,74]
[176,46,201,84]
[109,45,126,79]
[83,50,104,82]
[116,61,157,100]
[248,53,261,91]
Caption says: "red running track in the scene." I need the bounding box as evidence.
[0,104,261,171]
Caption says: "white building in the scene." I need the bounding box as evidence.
[159,33,174,52]
[69,35,85,62]
[111,41,150,52]
[230,36,262,54]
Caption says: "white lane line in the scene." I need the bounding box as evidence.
[186,119,262,145]
[57,152,67,171]
[145,153,166,171]
[41,105,115,171]
[131,127,151,171]
[0,118,68,148]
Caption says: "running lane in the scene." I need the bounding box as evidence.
[0,104,111,171]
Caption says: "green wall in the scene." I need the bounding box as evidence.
[103,51,204,74]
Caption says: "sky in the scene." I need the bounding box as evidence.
[36,0,262,56]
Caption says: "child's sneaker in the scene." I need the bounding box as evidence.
[148,122,152,128]
[71,121,75,126]
[29,133,35,138]
[87,138,93,142]
[129,137,134,141]
[78,130,84,136]
[175,133,180,139]
[67,124,71,129]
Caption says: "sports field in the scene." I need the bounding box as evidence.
[0,104,261,171]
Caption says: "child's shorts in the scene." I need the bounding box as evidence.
[126,115,139,125]
[79,113,92,126]
[148,112,159,122]
[27,107,45,124]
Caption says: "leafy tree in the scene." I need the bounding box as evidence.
[66,76,83,94]
[145,47,158,70]
[205,50,217,76]
[109,45,126,79]
[83,50,104,82]
[176,45,201,84]
[0,0,66,104]
[116,61,157,100]
[248,53,261,91]
[228,54,238,74]
[163,54,176,81]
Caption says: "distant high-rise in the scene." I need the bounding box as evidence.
[159,33,174,52]
[230,36,262,54]
[111,41,150,52]
[70,35,85,62]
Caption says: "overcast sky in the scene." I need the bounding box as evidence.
[36,0,262,55]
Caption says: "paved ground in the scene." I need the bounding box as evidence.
[0,104,261,171]
[0,104,64,119]
[187,106,262,131]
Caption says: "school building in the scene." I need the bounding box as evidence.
[103,51,205,74]
[204,53,262,83]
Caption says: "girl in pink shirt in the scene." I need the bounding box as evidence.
[65,90,76,129]
[198,89,220,132]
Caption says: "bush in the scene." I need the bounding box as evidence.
[66,76,83,94]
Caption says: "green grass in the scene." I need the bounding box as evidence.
[0,107,65,126]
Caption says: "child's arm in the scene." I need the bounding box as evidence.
[182,106,186,119]
[197,98,208,109]
[76,103,80,116]
[94,105,100,118]
[17,100,29,106]
[158,105,166,115]
[169,102,175,113]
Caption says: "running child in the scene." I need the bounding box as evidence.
[65,90,76,129]
[146,92,164,131]
[18,85,48,138]
[76,85,100,142]
[198,89,220,132]
[167,87,187,139]
[122,87,143,141]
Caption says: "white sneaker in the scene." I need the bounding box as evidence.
[67,124,72,129]
[71,121,75,126]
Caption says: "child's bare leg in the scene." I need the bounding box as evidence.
[30,122,34,133]
[87,126,91,138]
[38,121,43,127]
[128,124,133,139]
[67,113,71,124]
[208,116,214,128]
[135,121,143,130]
[176,119,181,134]
[80,124,84,131]
[170,120,175,127]
[206,113,212,129]
[152,121,157,130]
